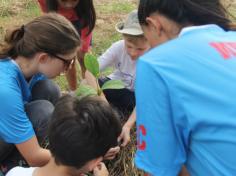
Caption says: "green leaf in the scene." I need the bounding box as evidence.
[84,54,99,78]
[76,84,98,97]
[101,80,125,90]
[100,67,114,77]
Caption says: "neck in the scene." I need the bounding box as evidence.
[15,56,37,79]
[34,158,82,176]
[159,14,193,39]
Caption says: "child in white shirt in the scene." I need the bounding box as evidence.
[86,10,150,147]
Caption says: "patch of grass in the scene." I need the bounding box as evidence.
[21,1,41,18]
[98,1,136,14]
[0,0,39,17]
[0,0,15,17]
[92,32,122,56]
[0,0,40,41]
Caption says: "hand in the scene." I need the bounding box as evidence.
[117,125,131,147]
[93,162,109,176]
[103,146,120,160]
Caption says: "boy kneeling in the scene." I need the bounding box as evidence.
[7,95,121,176]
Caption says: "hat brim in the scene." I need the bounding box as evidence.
[115,22,143,35]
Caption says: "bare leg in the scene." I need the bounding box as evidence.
[66,63,77,91]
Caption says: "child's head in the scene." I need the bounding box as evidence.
[138,0,236,48]
[48,95,121,174]
[0,13,80,78]
[46,0,96,35]
[116,10,150,60]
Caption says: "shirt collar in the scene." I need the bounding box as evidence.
[179,24,223,37]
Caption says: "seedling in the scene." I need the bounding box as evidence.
[76,54,125,96]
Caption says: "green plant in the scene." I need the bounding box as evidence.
[76,54,125,97]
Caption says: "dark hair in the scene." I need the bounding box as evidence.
[138,0,236,31]
[48,95,121,169]
[45,0,96,35]
[0,13,80,59]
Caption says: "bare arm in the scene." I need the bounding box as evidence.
[118,108,136,146]
[16,136,50,167]
[78,51,86,79]
[66,61,77,91]
[178,166,189,176]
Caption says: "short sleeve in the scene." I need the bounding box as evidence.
[6,167,35,176]
[29,73,47,91]
[0,80,35,144]
[98,41,123,71]
[135,59,188,176]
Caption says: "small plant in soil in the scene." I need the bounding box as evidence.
[76,54,125,97]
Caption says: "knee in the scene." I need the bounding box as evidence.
[25,100,54,143]
[31,80,61,105]
[25,100,54,126]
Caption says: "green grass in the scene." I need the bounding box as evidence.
[0,2,141,173]
[0,0,40,41]
[3,1,236,176]
[99,1,136,14]
[0,0,136,90]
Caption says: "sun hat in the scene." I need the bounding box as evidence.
[115,10,143,35]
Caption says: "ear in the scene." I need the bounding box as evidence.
[37,53,50,64]
[145,15,162,36]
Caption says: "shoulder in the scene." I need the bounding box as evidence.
[113,40,125,47]
[0,59,19,85]
[138,35,197,68]
[107,40,126,54]
[109,40,125,49]
[6,167,36,176]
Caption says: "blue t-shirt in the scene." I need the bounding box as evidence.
[29,73,47,91]
[0,59,35,144]
[135,25,236,176]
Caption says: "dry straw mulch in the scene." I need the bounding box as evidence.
[106,128,145,176]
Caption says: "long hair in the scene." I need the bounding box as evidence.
[0,13,80,59]
[138,0,236,31]
[45,0,96,35]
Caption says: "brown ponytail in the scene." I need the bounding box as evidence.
[0,25,25,59]
[0,13,80,59]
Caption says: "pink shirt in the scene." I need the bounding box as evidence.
[38,0,92,52]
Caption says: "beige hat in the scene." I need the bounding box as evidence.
[115,10,143,35]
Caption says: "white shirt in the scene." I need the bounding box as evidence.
[6,167,36,176]
[98,40,136,91]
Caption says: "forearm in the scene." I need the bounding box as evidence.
[31,148,51,167]
[78,51,86,78]
[124,107,136,128]
[178,166,189,176]
[66,63,77,91]
[16,136,51,167]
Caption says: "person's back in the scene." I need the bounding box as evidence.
[6,95,121,176]
[136,23,236,175]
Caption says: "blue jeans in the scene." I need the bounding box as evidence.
[0,80,60,172]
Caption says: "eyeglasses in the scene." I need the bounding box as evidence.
[49,53,76,69]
